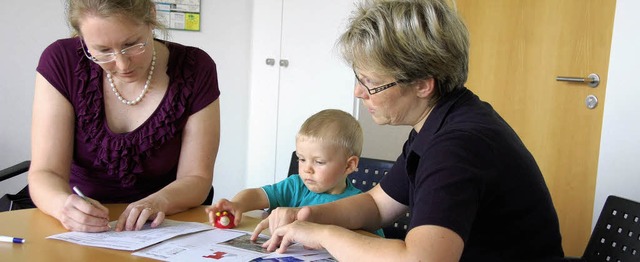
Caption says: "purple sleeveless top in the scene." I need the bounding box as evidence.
[36,38,220,203]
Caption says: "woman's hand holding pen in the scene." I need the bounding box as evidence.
[69,186,167,232]
[60,190,110,232]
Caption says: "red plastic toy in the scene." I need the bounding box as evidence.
[214,211,236,229]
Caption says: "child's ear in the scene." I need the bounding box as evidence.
[345,155,359,174]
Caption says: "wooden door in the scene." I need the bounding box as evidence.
[456,0,616,256]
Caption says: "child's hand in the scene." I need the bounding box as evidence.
[205,198,243,226]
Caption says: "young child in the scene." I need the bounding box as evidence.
[206,109,384,237]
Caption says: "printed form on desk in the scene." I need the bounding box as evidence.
[46,219,213,251]
[132,229,335,261]
[47,218,335,261]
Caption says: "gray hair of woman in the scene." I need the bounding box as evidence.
[66,0,167,38]
[338,0,469,101]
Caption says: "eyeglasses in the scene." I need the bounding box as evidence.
[80,38,148,64]
[353,70,404,95]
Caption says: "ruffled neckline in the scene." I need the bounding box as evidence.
[72,40,197,188]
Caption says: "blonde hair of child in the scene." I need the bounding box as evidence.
[296,109,363,158]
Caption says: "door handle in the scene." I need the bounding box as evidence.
[556,73,599,88]
[279,59,289,67]
[265,58,275,66]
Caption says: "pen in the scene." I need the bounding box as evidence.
[72,186,92,206]
[0,235,25,244]
[72,186,111,228]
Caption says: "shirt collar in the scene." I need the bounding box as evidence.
[408,86,472,155]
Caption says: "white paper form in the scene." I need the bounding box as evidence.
[132,229,248,260]
[46,219,213,251]
[134,230,334,262]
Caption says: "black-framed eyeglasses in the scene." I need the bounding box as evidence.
[353,70,405,95]
[79,38,148,64]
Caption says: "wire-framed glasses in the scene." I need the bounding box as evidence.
[79,38,148,64]
[353,70,405,95]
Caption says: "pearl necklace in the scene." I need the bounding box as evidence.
[106,49,157,106]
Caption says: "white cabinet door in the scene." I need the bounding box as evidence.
[246,0,284,188]
[247,0,356,187]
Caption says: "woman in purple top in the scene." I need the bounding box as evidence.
[28,0,220,233]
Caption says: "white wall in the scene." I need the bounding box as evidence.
[0,0,253,202]
[593,0,640,225]
[0,1,68,195]
[173,0,252,202]
[358,101,412,161]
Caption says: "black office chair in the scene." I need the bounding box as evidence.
[571,195,640,262]
[0,161,34,212]
[288,151,411,239]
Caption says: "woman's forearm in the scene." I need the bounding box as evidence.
[308,192,382,231]
[28,169,73,219]
[319,225,409,261]
[148,174,213,215]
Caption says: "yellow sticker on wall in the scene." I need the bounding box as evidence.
[185,13,200,31]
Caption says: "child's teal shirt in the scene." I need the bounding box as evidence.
[262,174,385,237]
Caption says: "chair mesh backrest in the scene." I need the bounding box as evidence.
[287,151,411,239]
[583,195,640,262]
[349,157,393,192]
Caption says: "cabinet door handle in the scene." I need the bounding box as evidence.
[279,59,289,67]
[266,58,275,66]
[556,73,599,88]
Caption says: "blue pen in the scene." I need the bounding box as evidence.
[0,235,25,244]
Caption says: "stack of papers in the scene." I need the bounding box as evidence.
[47,219,335,261]
[133,229,334,261]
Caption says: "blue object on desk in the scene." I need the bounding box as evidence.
[0,235,25,244]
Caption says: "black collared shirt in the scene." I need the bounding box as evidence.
[380,87,564,261]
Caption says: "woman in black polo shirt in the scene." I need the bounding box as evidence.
[252,0,565,261]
